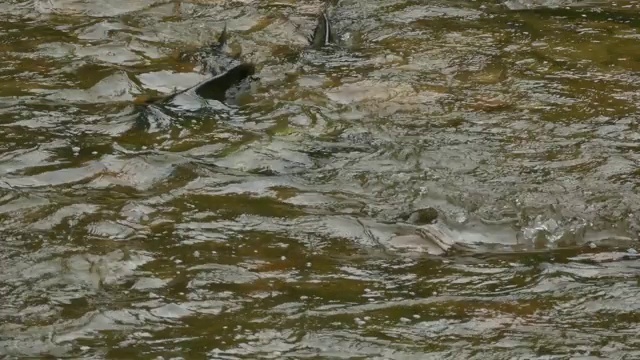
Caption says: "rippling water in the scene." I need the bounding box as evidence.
[2,0,640,358]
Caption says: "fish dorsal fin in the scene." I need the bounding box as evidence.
[216,22,229,51]
[310,11,335,49]
[215,22,241,59]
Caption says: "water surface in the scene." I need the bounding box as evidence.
[1,0,640,358]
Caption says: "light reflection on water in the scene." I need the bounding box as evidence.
[1,0,640,358]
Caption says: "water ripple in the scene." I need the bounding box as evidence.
[1,0,640,358]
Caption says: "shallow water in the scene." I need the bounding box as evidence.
[1,0,640,358]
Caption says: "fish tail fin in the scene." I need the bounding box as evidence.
[310,10,334,49]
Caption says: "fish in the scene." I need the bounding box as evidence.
[137,23,255,106]
[310,11,335,49]
[133,11,336,118]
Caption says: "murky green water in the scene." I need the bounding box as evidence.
[2,0,640,358]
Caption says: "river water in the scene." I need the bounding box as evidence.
[1,0,640,358]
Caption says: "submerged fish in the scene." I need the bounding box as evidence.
[136,10,336,108]
[136,24,255,107]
